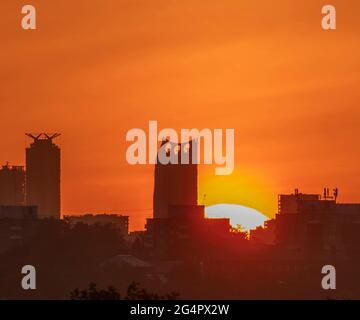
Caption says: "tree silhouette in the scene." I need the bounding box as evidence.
[70,283,120,300]
[70,282,179,300]
[125,281,179,300]
[230,224,249,240]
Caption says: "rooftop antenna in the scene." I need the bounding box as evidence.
[333,188,338,201]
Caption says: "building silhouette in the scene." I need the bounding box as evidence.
[0,205,37,219]
[147,139,232,258]
[275,189,360,251]
[0,163,25,206]
[145,205,230,258]
[25,133,61,219]
[250,219,276,245]
[0,205,38,254]
[153,140,198,219]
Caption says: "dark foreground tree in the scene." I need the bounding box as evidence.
[125,281,179,300]
[70,282,179,300]
[70,283,120,300]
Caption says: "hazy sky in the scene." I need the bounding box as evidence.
[1,0,360,230]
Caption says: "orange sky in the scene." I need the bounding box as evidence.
[1,0,360,230]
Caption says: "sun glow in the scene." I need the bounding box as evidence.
[199,167,277,222]
[205,204,267,231]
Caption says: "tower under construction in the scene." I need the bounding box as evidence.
[153,140,198,219]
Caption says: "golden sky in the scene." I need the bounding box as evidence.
[1,0,360,230]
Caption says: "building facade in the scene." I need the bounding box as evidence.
[0,163,25,206]
[25,133,61,219]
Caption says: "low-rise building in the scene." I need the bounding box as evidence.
[275,189,360,252]
[0,205,38,253]
[65,214,129,237]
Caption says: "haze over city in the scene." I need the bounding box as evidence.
[1,0,360,232]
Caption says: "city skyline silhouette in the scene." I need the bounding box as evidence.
[1,130,360,300]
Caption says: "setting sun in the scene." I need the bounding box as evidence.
[199,167,277,220]
[205,204,267,231]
